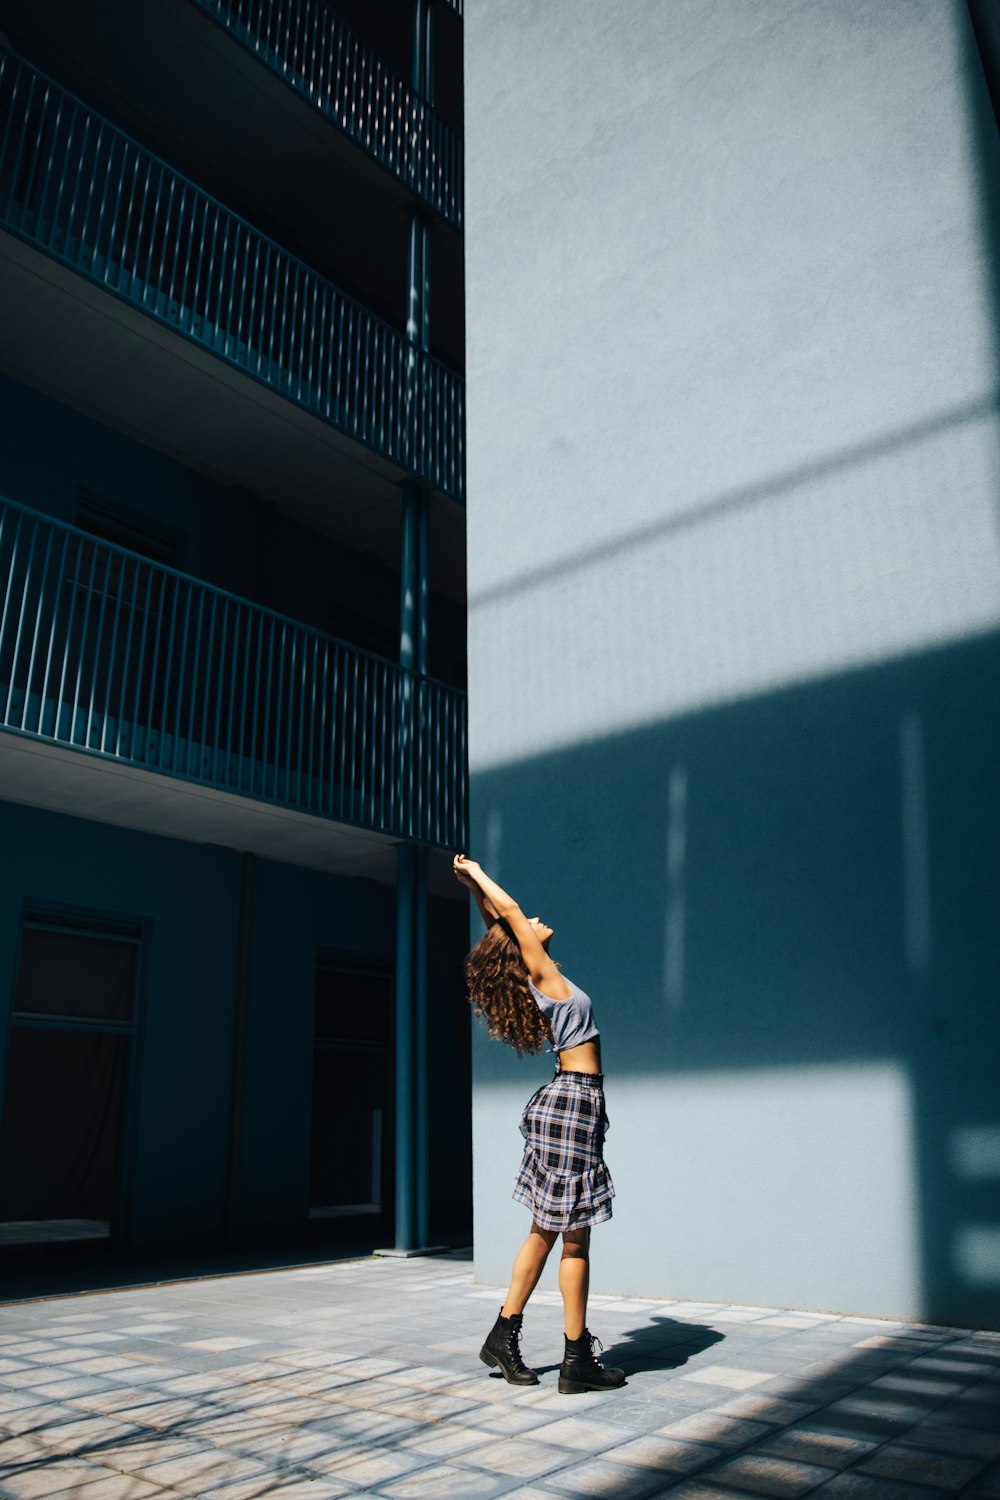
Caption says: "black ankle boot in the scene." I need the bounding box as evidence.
[479,1308,539,1385]
[558,1329,626,1393]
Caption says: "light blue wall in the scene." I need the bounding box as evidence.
[465,0,1000,1325]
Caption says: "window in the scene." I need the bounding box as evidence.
[309,953,392,1224]
[0,907,141,1245]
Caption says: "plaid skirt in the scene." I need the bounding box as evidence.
[512,1071,614,1232]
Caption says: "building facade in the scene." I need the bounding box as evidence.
[0,0,470,1262]
[465,0,1000,1328]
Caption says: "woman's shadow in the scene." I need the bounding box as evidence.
[532,1317,723,1380]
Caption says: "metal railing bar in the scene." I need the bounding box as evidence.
[0,496,467,844]
[0,47,464,500]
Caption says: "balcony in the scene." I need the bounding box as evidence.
[0,496,468,850]
[192,0,462,227]
[0,47,464,503]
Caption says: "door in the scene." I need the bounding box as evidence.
[309,954,392,1241]
[0,910,140,1247]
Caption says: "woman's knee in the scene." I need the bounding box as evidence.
[560,1228,590,1259]
[529,1223,558,1252]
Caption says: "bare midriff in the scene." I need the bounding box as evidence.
[557,1037,602,1075]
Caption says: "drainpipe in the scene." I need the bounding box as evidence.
[394,839,417,1251]
[412,0,435,103]
[225,851,255,1245]
[387,494,435,1254]
[378,0,442,1259]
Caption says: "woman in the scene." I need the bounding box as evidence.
[454,853,625,1395]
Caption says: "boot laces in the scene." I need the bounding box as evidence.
[504,1322,525,1361]
[503,1320,527,1356]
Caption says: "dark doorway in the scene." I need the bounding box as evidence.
[0,910,141,1246]
[308,952,393,1243]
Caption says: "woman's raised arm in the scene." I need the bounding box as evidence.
[468,880,498,930]
[453,855,559,987]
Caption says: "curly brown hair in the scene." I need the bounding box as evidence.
[463,920,553,1057]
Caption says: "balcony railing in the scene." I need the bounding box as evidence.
[192,0,462,227]
[0,48,464,501]
[0,496,468,848]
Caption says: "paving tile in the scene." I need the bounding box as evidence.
[756,1376,861,1405]
[131,1448,272,1496]
[43,1476,168,1500]
[33,1413,149,1454]
[89,1436,204,1471]
[807,1473,950,1499]
[309,1405,421,1443]
[717,1392,818,1424]
[659,1411,775,1447]
[911,1392,1000,1435]
[140,1371,228,1396]
[2,1402,91,1439]
[813,1394,933,1429]
[321,1355,406,1379]
[189,1412,286,1446]
[680,1363,780,1390]
[485,1489,567,1500]
[203,1480,354,1500]
[228,1427,351,1465]
[393,1422,506,1459]
[909,1353,996,1381]
[450,1402,565,1437]
[667,1484,765,1500]
[378,1462,518,1498]
[863,1370,968,1402]
[315,1445,429,1485]
[453,1437,572,1480]
[518,1414,631,1452]
[447,1372,542,1406]
[68,1388,170,1419]
[539,1456,676,1498]
[0,1459,117,1498]
[600,1432,726,1473]
[854,1441,989,1488]
[703,1451,836,1496]
[968,1459,1000,1499]
[754,1425,879,1468]
[0,1370,59,1390]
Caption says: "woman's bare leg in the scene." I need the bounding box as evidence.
[559,1228,591,1339]
[501,1224,558,1316]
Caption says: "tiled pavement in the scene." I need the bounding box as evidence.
[1,1251,999,1500]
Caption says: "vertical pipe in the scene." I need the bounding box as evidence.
[225,851,255,1245]
[405,213,430,486]
[412,0,435,101]
[416,487,429,679]
[399,480,418,672]
[394,840,416,1250]
[414,842,430,1247]
[395,478,418,1248]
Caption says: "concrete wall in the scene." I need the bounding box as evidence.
[0,801,469,1247]
[465,0,1000,1326]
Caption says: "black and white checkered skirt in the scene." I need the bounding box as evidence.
[512,1070,614,1231]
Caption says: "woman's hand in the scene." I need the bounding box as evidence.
[453,854,482,887]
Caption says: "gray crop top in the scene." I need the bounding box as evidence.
[528,975,600,1054]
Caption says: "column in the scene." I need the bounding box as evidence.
[380,0,440,1258]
